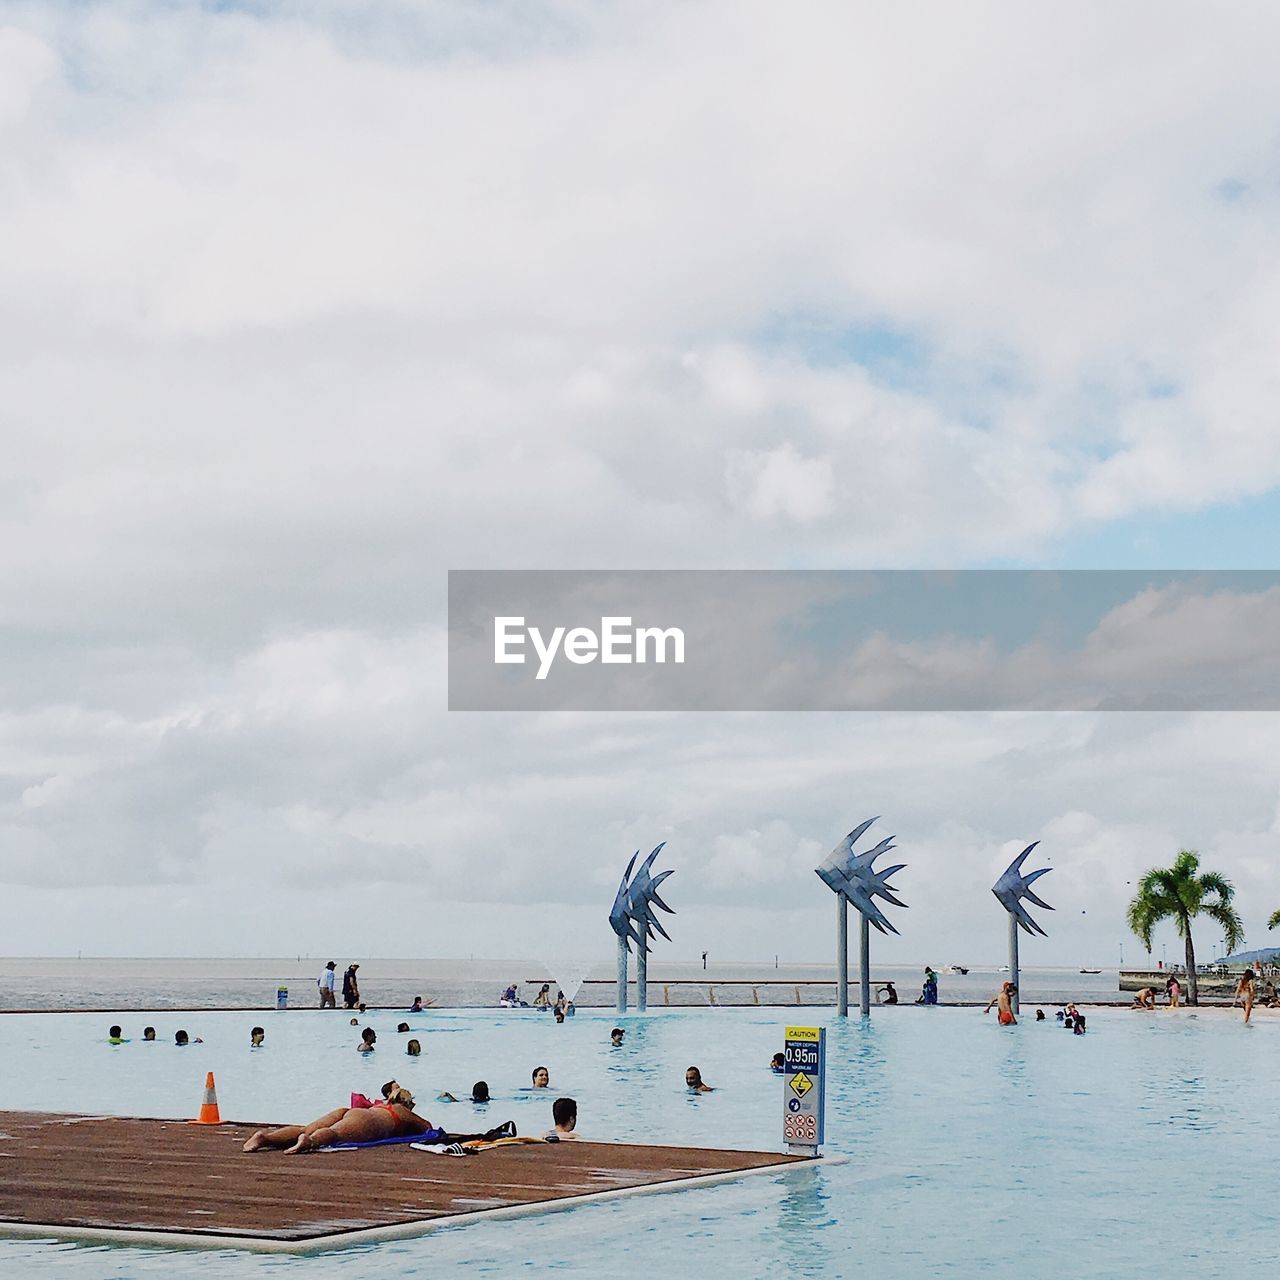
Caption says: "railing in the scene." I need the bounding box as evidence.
[526,978,906,1006]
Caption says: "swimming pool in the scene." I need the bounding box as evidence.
[1,1006,1275,1277]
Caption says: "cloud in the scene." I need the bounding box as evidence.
[725,444,835,524]
[2,3,1280,958]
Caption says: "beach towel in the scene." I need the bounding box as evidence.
[459,1135,548,1151]
[328,1127,447,1150]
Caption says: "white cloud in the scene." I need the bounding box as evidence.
[725,444,835,524]
[0,25,56,124]
[2,3,1280,958]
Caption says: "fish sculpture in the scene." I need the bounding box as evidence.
[814,816,908,935]
[609,843,676,953]
[992,842,1054,936]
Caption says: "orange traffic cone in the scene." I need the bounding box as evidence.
[193,1071,222,1124]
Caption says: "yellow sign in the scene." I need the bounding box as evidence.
[789,1071,813,1098]
[785,1026,821,1042]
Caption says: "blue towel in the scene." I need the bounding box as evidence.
[329,1127,446,1150]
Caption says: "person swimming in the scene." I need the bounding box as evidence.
[531,1066,550,1089]
[358,1028,377,1053]
[409,996,424,1013]
[440,1081,492,1104]
[770,1052,785,1073]
[610,1027,625,1046]
[250,1026,265,1046]
[108,1025,126,1044]
[142,1027,156,1041]
[544,1097,578,1141]
[686,1066,714,1093]
[397,1022,411,1033]
[406,1038,421,1056]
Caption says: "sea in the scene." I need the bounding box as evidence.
[0,957,1128,1011]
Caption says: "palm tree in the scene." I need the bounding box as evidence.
[1269,909,1280,931]
[1126,850,1244,1006]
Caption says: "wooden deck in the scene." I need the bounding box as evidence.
[0,1111,812,1252]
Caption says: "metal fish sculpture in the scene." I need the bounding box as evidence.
[992,842,1054,936]
[610,844,676,953]
[609,850,642,949]
[815,817,908,934]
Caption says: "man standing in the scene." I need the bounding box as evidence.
[984,981,1018,1025]
[343,963,361,1009]
[318,961,337,1008]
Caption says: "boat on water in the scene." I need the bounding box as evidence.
[1079,968,1102,974]
[947,964,969,974]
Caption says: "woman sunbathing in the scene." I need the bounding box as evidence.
[243,1082,430,1154]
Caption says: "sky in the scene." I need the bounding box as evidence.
[2,1,1280,965]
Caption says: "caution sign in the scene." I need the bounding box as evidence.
[781,1025,825,1153]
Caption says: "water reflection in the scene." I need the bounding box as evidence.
[776,1168,839,1276]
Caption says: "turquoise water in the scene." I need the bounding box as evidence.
[0,1006,1275,1277]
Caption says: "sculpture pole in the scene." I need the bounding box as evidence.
[1008,913,1020,1015]
[636,899,649,1012]
[836,896,848,1017]
[815,818,908,1020]
[608,844,675,1018]
[616,934,629,1015]
[992,841,1052,1019]
[859,914,871,1017]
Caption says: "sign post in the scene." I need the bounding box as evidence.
[781,1025,826,1156]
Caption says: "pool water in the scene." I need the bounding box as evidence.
[0,1006,1275,1278]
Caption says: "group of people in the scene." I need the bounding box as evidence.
[317,962,364,1010]
[1229,967,1280,1023]
[106,1024,220,1045]
[872,968,938,1005]
[241,1080,576,1155]
[1044,1004,1087,1033]
[1129,967,1277,1022]
[503,982,576,1022]
[985,985,1088,1032]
